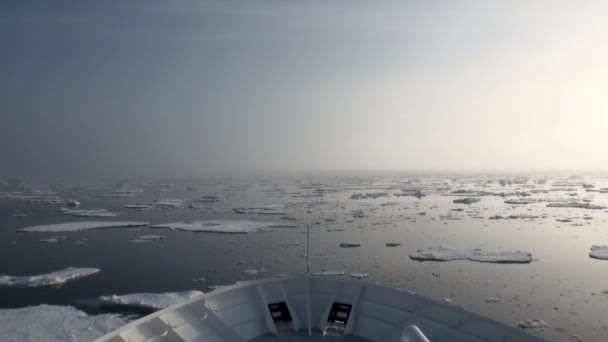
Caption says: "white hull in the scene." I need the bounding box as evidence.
[96,276,544,342]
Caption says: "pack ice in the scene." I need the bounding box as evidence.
[152,220,296,233]
[0,267,100,287]
[0,305,128,342]
[410,246,533,263]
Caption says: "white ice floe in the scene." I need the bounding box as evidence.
[152,220,296,234]
[58,208,120,217]
[485,297,502,303]
[233,204,289,215]
[124,204,155,210]
[39,238,58,243]
[243,269,259,275]
[350,273,370,279]
[311,270,345,276]
[589,246,608,260]
[0,305,128,342]
[19,221,149,232]
[129,235,165,243]
[0,267,100,287]
[99,290,203,310]
[518,319,549,330]
[152,199,187,208]
[410,246,533,263]
[547,202,605,210]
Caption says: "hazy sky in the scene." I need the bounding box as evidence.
[2,1,607,179]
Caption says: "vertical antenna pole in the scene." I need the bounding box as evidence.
[306,225,312,336]
[306,225,310,276]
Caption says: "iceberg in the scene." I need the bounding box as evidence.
[99,290,203,310]
[152,220,296,234]
[589,246,608,260]
[0,305,127,342]
[18,221,149,232]
[410,246,533,263]
[0,267,100,287]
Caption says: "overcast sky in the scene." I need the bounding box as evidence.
[2,1,607,179]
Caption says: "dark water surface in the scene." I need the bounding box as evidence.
[1,176,608,341]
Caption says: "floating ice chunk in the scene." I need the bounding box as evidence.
[124,204,155,210]
[0,305,128,342]
[589,246,608,260]
[339,242,361,248]
[410,246,533,263]
[197,195,222,202]
[504,200,532,205]
[350,273,370,279]
[129,235,165,243]
[0,267,100,287]
[351,209,366,218]
[64,199,80,208]
[58,208,120,217]
[99,290,203,310]
[442,298,452,304]
[485,297,502,303]
[350,192,389,199]
[311,270,345,276]
[153,199,187,208]
[453,197,481,204]
[243,269,259,275]
[507,214,539,220]
[19,221,149,232]
[39,238,58,243]
[233,204,288,215]
[152,220,295,234]
[547,202,605,210]
[385,242,403,247]
[518,319,549,330]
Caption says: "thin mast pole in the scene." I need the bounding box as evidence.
[306,225,311,336]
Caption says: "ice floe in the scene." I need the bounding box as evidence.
[350,192,389,199]
[152,220,296,234]
[350,273,370,279]
[410,246,533,263]
[518,319,549,330]
[547,202,605,210]
[99,290,203,310]
[311,270,345,276]
[233,204,288,215]
[0,305,128,342]
[58,208,120,217]
[19,221,149,232]
[589,246,608,260]
[129,235,165,243]
[0,267,100,287]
